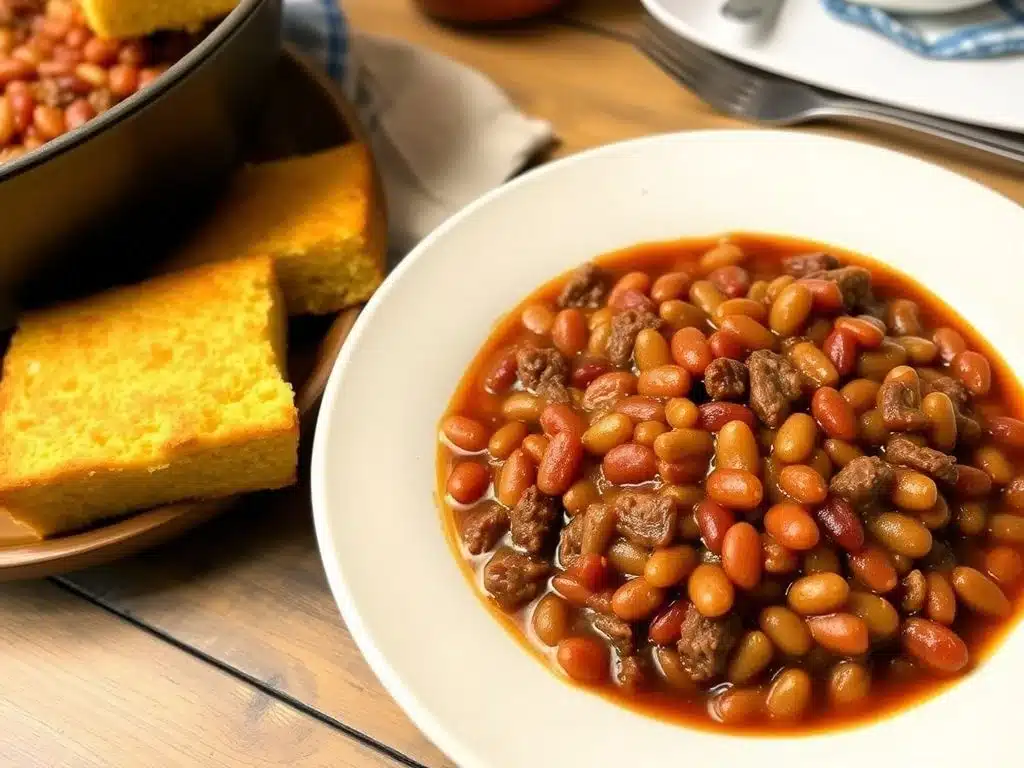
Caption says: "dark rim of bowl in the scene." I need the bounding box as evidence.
[0,0,270,182]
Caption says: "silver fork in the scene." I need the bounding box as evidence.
[639,18,1024,166]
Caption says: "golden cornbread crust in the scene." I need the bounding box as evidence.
[0,256,299,535]
[81,0,238,38]
[172,143,384,316]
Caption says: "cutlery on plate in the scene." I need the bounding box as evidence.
[639,18,1024,166]
[720,0,785,43]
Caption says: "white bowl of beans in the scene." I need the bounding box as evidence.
[0,0,281,314]
[311,130,1024,767]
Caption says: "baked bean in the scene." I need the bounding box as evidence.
[747,280,770,303]
[765,274,796,301]
[891,472,938,514]
[658,457,706,485]
[442,415,489,453]
[447,461,489,504]
[671,327,713,375]
[806,613,869,655]
[533,594,571,646]
[638,365,691,398]
[631,328,670,371]
[700,242,746,272]
[587,307,613,331]
[487,421,528,459]
[551,309,588,356]
[501,392,543,423]
[762,533,800,574]
[540,403,584,438]
[521,302,555,335]
[954,465,992,499]
[644,545,698,589]
[647,599,689,646]
[496,449,535,506]
[538,432,584,495]
[809,448,833,483]
[848,547,898,594]
[797,278,845,312]
[708,265,752,299]
[823,438,863,468]
[714,298,765,324]
[841,378,881,414]
[754,605,811,657]
[831,316,882,347]
[985,417,1024,453]
[653,428,713,462]
[828,662,870,708]
[688,563,735,617]
[891,553,914,577]
[694,500,736,555]
[868,512,932,559]
[608,271,651,305]
[665,397,699,429]
[708,330,745,361]
[716,420,759,473]
[587,322,611,356]
[773,413,818,464]
[557,637,609,684]
[1005,477,1024,510]
[787,342,839,387]
[611,577,664,621]
[847,592,899,640]
[951,566,1010,618]
[778,465,828,505]
[721,522,762,589]
[974,445,1014,486]
[689,280,726,316]
[921,391,958,453]
[580,504,618,555]
[766,668,812,722]
[659,299,706,330]
[952,351,991,396]
[919,494,952,531]
[521,434,549,464]
[930,326,966,364]
[651,271,691,303]
[614,396,665,424]
[711,688,764,726]
[607,539,649,575]
[602,443,657,485]
[788,573,849,615]
[634,420,668,447]
[925,571,957,625]
[804,545,841,575]
[811,387,857,441]
[582,370,637,409]
[678,510,701,541]
[563,478,599,516]
[655,646,698,691]
[763,503,819,551]
[893,336,937,365]
[728,630,774,684]
[719,315,775,351]
[768,283,813,336]
[858,409,891,446]
[707,469,763,510]
[661,483,704,509]
[887,299,922,336]
[857,340,908,381]
[698,402,758,432]
[901,618,968,673]
[956,501,987,536]
[983,546,1023,588]
[822,329,857,378]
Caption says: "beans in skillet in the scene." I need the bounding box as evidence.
[438,235,1024,732]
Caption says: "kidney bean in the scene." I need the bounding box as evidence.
[788,572,849,615]
[721,522,762,589]
[648,599,689,645]
[952,351,991,396]
[614,395,665,424]
[986,416,1024,449]
[764,502,820,551]
[651,271,691,303]
[707,469,763,510]
[538,432,583,495]
[931,327,966,364]
[814,496,865,552]
[759,605,812,656]
[806,613,869,655]
[694,500,736,555]
[557,636,609,684]
[848,546,898,593]
[658,457,707,485]
[637,365,690,398]
[709,330,745,360]
[441,415,489,453]
[688,563,734,617]
[698,402,757,432]
[810,387,857,441]
[955,465,993,499]
[671,327,713,375]
[901,618,968,673]
[822,329,857,378]
[496,449,535,507]
[532,594,571,647]
[582,372,637,411]
[602,443,657,485]
[797,278,844,312]
[951,566,1011,618]
[567,553,610,591]
[832,316,883,347]
[708,265,751,299]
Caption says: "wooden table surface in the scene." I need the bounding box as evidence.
[4,2,1021,766]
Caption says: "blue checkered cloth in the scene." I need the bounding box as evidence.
[282,0,354,93]
[823,0,1024,59]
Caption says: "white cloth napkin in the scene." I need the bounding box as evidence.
[348,35,555,258]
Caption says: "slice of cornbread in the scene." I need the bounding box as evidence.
[0,256,298,536]
[81,0,238,38]
[171,143,384,316]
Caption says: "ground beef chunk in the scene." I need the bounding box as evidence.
[878,378,928,431]
[606,307,662,368]
[704,358,748,401]
[747,350,803,428]
[616,655,647,692]
[516,347,570,403]
[676,603,740,683]
[483,547,551,610]
[558,513,584,568]
[901,569,927,614]
[886,436,958,484]
[830,456,896,509]
[614,493,677,549]
[558,262,608,309]
[593,613,635,655]
[783,252,839,277]
[808,266,875,312]
[510,485,561,555]
[461,503,509,555]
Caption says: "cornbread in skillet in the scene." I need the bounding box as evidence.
[80,0,238,38]
[0,256,298,536]
[172,143,383,316]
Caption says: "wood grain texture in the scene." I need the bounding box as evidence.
[0,581,399,768]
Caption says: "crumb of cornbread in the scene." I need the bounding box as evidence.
[171,143,384,316]
[80,0,239,38]
[0,255,298,536]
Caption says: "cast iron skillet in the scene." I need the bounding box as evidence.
[0,0,283,320]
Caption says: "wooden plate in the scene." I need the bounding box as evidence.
[0,47,387,580]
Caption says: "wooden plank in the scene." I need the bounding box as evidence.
[0,580,399,768]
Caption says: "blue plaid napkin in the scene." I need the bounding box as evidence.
[282,0,354,95]
[823,0,1024,59]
